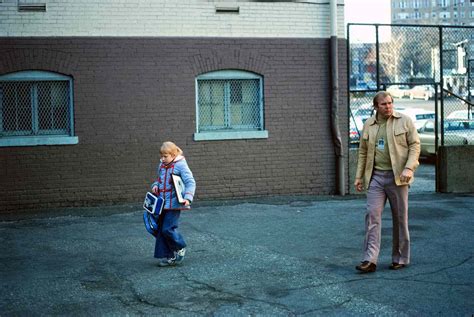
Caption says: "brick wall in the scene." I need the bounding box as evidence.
[0,37,348,212]
[0,0,346,38]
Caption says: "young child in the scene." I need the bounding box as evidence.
[151,141,196,266]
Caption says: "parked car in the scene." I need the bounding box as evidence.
[354,81,377,91]
[446,109,474,120]
[417,119,473,156]
[349,125,361,145]
[387,85,410,99]
[397,108,436,129]
[349,104,374,144]
[408,85,435,100]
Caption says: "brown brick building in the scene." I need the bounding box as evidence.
[0,1,348,212]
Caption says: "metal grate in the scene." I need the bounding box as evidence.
[18,3,46,12]
[0,81,71,136]
[197,78,262,132]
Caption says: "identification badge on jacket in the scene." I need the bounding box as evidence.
[377,138,385,150]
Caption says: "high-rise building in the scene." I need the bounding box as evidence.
[391,0,474,97]
[391,0,474,26]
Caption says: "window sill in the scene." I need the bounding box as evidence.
[0,136,79,147]
[194,130,268,141]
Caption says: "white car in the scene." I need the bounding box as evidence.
[349,104,374,143]
[446,109,474,120]
[397,108,436,130]
[387,85,410,99]
[408,85,435,101]
[417,119,473,156]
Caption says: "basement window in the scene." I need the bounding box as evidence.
[0,70,78,147]
[195,70,268,141]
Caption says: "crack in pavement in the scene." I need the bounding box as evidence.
[298,298,352,316]
[179,271,297,315]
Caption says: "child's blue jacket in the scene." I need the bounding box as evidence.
[151,155,196,210]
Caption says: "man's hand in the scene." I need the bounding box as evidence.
[152,185,159,195]
[400,168,414,183]
[354,178,364,192]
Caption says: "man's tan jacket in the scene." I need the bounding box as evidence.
[356,111,421,189]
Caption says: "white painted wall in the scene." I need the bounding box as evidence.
[0,0,345,38]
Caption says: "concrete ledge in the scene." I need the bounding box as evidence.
[194,130,268,141]
[438,145,474,193]
[0,136,79,147]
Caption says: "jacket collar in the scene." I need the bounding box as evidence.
[173,155,185,163]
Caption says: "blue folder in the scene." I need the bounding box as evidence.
[143,192,164,215]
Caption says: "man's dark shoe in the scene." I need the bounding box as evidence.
[389,263,406,270]
[356,261,376,273]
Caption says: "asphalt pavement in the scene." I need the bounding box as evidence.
[1,192,473,316]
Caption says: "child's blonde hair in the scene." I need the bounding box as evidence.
[160,141,183,156]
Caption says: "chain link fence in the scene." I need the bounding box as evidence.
[348,23,473,151]
[349,91,374,146]
[440,88,473,146]
[468,58,474,104]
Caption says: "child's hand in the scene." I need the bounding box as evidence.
[184,199,190,207]
[152,186,159,195]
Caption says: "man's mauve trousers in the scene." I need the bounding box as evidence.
[363,170,410,265]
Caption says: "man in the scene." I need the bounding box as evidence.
[354,91,420,273]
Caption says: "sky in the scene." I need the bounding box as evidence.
[344,0,392,42]
[344,0,391,24]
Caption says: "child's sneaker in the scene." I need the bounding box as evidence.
[157,257,176,267]
[174,248,186,264]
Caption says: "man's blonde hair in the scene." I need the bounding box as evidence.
[160,141,183,156]
[373,91,393,107]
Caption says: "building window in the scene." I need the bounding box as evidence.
[398,12,410,19]
[0,70,78,147]
[440,11,451,18]
[194,70,267,141]
[440,0,450,6]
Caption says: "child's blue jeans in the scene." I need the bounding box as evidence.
[154,210,186,259]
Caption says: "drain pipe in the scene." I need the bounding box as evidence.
[330,0,345,195]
